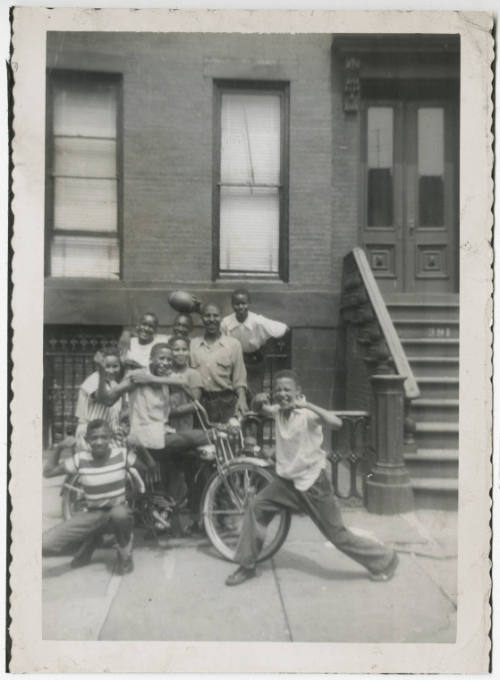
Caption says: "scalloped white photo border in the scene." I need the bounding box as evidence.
[9,8,494,673]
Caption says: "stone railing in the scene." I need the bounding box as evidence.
[243,410,372,504]
[329,411,371,502]
[337,248,417,513]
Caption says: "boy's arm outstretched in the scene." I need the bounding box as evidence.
[97,369,133,406]
[295,395,342,430]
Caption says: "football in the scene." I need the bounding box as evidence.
[168,290,198,313]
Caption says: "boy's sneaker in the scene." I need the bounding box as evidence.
[225,565,256,586]
[369,552,399,582]
[116,555,134,575]
[70,536,98,569]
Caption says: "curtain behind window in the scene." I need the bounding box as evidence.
[219,92,281,274]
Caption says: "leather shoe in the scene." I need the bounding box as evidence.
[369,552,399,582]
[225,565,256,586]
[116,555,134,575]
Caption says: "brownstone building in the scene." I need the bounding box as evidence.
[43,32,459,508]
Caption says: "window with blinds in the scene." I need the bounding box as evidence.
[46,72,121,278]
[215,83,288,279]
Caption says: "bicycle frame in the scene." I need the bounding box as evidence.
[192,400,272,511]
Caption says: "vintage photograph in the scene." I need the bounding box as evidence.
[40,28,459,643]
[9,8,492,674]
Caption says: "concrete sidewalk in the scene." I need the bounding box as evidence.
[42,476,457,642]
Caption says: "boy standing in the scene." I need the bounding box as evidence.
[225,370,399,586]
[120,312,170,369]
[75,346,126,450]
[43,419,137,574]
[221,288,288,396]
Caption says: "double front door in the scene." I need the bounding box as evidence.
[361,86,459,294]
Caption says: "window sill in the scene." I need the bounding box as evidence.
[45,276,122,288]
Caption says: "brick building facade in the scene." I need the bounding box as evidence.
[44,30,460,486]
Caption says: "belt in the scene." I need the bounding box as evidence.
[201,389,235,400]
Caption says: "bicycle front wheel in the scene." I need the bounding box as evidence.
[201,462,291,563]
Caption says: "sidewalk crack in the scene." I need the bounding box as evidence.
[271,558,293,642]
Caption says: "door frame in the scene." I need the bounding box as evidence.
[358,80,459,294]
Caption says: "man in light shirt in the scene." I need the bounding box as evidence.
[191,302,248,423]
[221,288,289,396]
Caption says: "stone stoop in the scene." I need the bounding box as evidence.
[386,295,459,510]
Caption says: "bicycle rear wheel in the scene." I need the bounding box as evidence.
[61,475,87,520]
[61,472,139,521]
[201,462,291,563]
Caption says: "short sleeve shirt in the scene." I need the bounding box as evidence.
[169,367,203,431]
[75,371,123,433]
[221,311,288,354]
[125,334,170,368]
[127,369,170,450]
[63,446,137,508]
[274,408,327,491]
[190,335,247,393]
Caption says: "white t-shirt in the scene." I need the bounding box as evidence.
[274,408,327,491]
[124,334,170,368]
[221,311,287,354]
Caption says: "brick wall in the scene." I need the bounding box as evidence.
[45,32,362,408]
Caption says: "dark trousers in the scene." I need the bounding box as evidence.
[42,504,133,558]
[234,470,394,574]
[149,430,210,504]
[244,357,265,398]
[200,390,237,424]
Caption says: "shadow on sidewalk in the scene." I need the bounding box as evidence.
[273,548,366,581]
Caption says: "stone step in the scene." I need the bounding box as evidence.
[386,300,459,323]
[405,449,458,479]
[416,377,459,400]
[415,421,459,449]
[401,337,459,358]
[407,356,459,378]
[411,477,458,510]
[394,318,459,339]
[411,398,459,422]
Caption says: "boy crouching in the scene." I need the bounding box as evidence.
[42,419,137,575]
[226,370,399,586]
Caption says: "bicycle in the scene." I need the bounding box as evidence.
[60,402,291,563]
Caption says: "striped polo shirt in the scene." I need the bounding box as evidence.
[63,446,137,509]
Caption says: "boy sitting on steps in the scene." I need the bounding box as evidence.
[225,369,399,586]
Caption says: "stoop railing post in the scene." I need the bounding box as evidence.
[365,374,414,514]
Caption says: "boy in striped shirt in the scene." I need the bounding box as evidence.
[43,419,140,574]
[75,346,126,450]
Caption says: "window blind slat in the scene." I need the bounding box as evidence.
[54,137,116,178]
[51,235,119,279]
[220,186,279,273]
[53,82,117,138]
[54,177,118,232]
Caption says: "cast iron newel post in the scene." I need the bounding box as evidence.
[365,374,414,514]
